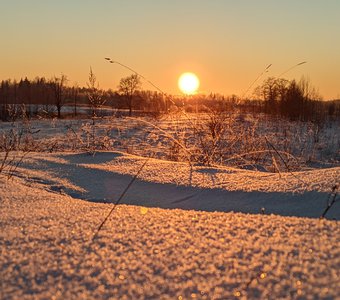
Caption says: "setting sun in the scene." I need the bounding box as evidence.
[178,72,200,95]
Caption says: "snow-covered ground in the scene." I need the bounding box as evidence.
[2,113,339,168]
[1,151,340,299]
[1,113,340,299]
[6,151,340,219]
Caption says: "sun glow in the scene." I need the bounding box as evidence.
[178,72,200,95]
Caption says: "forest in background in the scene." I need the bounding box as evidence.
[0,73,340,123]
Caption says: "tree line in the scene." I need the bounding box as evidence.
[251,76,339,122]
[0,71,339,123]
[0,70,168,121]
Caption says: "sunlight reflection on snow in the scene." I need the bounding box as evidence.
[140,207,148,215]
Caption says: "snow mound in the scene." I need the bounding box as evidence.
[12,151,340,219]
[1,174,339,299]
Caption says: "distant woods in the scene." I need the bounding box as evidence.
[0,73,167,121]
[0,73,339,122]
[252,76,336,122]
[118,74,142,117]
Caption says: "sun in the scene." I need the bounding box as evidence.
[178,72,200,95]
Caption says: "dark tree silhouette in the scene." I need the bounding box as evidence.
[70,84,79,117]
[254,77,289,115]
[118,74,141,116]
[254,76,324,121]
[280,80,304,120]
[50,75,67,118]
[19,78,32,117]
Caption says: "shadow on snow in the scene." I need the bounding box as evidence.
[21,152,339,220]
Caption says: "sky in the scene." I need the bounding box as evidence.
[1,0,340,99]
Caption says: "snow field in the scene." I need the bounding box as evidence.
[1,113,339,299]
[1,175,339,299]
[8,151,340,219]
[1,112,339,168]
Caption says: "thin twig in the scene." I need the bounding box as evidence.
[7,151,31,180]
[242,64,272,99]
[92,158,149,241]
[320,184,339,219]
[126,117,194,166]
[264,136,292,172]
[264,136,308,187]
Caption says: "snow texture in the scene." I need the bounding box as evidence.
[1,151,340,299]
[10,151,340,219]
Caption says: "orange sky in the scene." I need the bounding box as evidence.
[1,1,340,99]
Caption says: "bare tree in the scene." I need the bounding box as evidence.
[50,75,67,118]
[298,76,321,101]
[70,83,79,117]
[87,67,105,118]
[118,74,142,116]
[254,77,289,115]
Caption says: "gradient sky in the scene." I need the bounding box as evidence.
[1,0,340,99]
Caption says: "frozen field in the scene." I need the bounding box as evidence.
[1,113,339,169]
[1,152,339,299]
[1,114,339,299]
[1,151,340,299]
[4,151,340,219]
